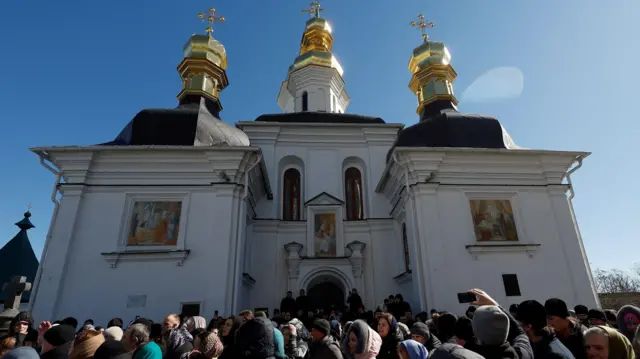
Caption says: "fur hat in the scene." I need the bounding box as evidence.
[472,305,509,346]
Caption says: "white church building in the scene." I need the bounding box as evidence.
[28,8,599,324]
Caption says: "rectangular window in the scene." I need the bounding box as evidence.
[502,274,521,297]
[180,302,201,317]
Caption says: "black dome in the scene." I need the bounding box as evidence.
[100,95,249,147]
[255,111,385,124]
[387,110,517,161]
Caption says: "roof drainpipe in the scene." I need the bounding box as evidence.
[29,153,62,314]
[564,154,598,305]
[391,152,429,309]
[230,152,262,315]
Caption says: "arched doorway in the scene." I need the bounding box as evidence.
[306,275,346,312]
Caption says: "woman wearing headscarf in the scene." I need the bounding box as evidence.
[164,326,193,359]
[397,339,428,359]
[343,319,382,359]
[377,313,403,359]
[218,317,242,359]
[70,329,106,359]
[584,325,634,359]
[8,312,36,347]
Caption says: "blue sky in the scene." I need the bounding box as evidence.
[0,0,637,272]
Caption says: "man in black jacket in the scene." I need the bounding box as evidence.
[545,298,588,359]
[308,319,343,359]
[518,300,575,359]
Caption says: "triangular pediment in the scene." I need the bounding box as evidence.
[304,192,344,207]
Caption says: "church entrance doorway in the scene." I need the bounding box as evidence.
[306,275,345,312]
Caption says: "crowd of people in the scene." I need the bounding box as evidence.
[1,288,639,359]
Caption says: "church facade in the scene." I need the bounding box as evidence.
[28,7,599,324]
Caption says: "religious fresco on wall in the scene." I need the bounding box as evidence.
[314,213,337,257]
[469,199,519,242]
[127,201,182,246]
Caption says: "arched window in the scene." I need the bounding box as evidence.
[282,168,301,220]
[344,167,364,220]
[402,223,410,271]
[302,91,309,112]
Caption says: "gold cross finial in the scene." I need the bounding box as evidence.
[198,7,225,37]
[302,1,323,18]
[27,204,32,212]
[410,14,435,42]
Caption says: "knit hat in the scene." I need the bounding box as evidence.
[605,309,618,322]
[104,326,124,341]
[544,298,570,319]
[574,305,588,316]
[588,309,607,322]
[311,319,331,336]
[43,324,76,346]
[107,318,124,329]
[517,300,547,331]
[199,332,224,359]
[454,317,475,342]
[472,305,509,346]
[2,347,40,359]
[94,340,129,359]
[508,304,519,314]
[410,322,430,339]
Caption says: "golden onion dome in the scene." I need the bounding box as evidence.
[288,16,343,76]
[183,34,228,70]
[408,40,451,74]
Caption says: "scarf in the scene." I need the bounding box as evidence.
[190,317,207,330]
[169,328,193,351]
[70,330,105,359]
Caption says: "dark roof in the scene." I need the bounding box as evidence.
[254,112,386,124]
[387,109,513,161]
[0,212,39,303]
[99,95,250,147]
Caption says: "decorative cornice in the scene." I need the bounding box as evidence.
[101,249,191,268]
[465,243,540,260]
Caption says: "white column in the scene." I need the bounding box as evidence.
[31,185,85,323]
[284,242,304,292]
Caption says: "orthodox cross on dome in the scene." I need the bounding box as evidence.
[410,14,435,42]
[2,276,32,310]
[302,1,323,18]
[198,7,225,37]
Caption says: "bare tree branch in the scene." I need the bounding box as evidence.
[595,268,640,294]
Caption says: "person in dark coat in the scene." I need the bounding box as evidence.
[410,322,442,351]
[295,290,309,315]
[308,319,342,359]
[280,292,297,317]
[587,309,607,327]
[164,327,193,359]
[436,313,459,344]
[219,316,242,359]
[454,317,481,353]
[517,300,575,359]
[377,313,403,359]
[616,305,640,342]
[7,312,36,347]
[40,324,76,359]
[235,316,276,359]
[545,298,588,359]
[468,289,533,359]
[430,343,486,359]
[347,290,363,315]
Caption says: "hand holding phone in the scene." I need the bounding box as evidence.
[457,292,476,304]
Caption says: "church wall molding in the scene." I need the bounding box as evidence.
[464,243,541,260]
[100,249,191,268]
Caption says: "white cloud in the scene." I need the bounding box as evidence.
[461,66,524,103]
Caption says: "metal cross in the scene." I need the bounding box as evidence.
[2,276,32,310]
[198,8,225,37]
[302,1,323,18]
[410,14,435,42]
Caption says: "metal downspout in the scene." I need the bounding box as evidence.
[29,153,62,314]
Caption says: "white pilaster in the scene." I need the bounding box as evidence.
[284,242,304,292]
[32,185,86,322]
